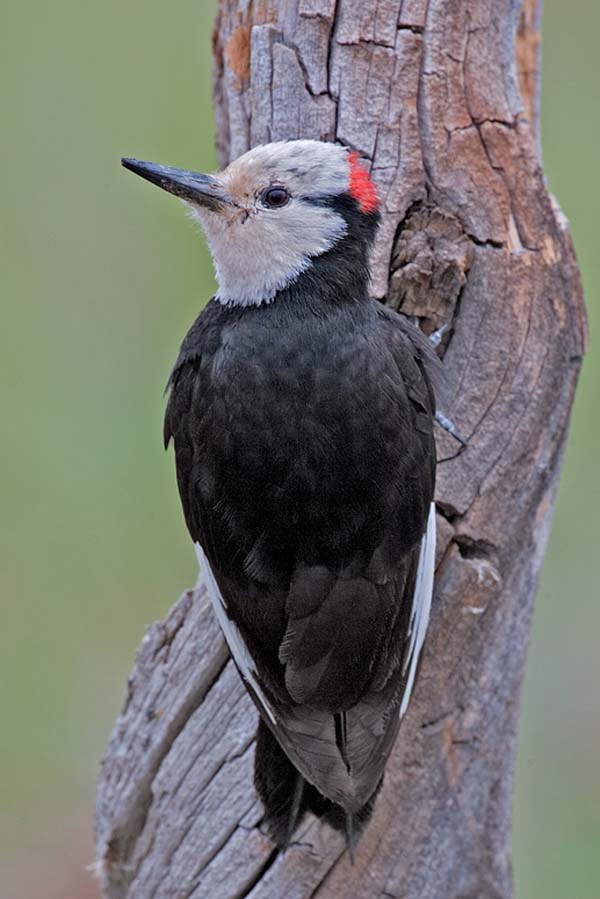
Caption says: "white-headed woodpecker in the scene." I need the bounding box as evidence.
[122,140,440,852]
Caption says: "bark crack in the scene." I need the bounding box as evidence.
[234,847,280,899]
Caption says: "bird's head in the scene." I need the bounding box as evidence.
[122,140,380,306]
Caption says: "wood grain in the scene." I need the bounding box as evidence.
[95,1,586,896]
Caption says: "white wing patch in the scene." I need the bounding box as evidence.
[400,502,436,718]
[195,543,277,724]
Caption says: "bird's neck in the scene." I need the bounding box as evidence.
[217,237,372,311]
[291,247,371,306]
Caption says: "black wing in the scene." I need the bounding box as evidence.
[164,299,439,811]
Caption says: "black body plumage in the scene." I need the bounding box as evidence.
[164,195,439,846]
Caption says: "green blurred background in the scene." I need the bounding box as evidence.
[1,1,598,896]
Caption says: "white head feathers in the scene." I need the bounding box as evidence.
[188,141,353,307]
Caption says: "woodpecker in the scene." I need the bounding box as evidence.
[122,141,441,851]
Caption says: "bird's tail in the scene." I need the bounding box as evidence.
[253,718,380,854]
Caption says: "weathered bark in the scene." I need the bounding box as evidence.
[95,1,586,897]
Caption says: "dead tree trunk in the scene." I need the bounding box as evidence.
[95,1,586,896]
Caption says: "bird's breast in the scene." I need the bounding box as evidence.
[208,322,386,478]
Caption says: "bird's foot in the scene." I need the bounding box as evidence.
[435,410,468,447]
[428,323,449,348]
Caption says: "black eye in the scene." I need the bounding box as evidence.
[261,186,290,208]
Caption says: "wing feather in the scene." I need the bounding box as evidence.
[195,542,277,725]
[166,299,439,811]
[400,502,436,716]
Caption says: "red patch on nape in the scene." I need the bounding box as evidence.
[348,151,379,214]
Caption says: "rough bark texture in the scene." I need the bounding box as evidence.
[95,1,586,897]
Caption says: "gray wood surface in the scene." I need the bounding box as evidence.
[95,1,587,896]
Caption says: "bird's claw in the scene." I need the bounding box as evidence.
[435,410,468,447]
[428,323,449,348]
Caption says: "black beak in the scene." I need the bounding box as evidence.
[121,158,235,209]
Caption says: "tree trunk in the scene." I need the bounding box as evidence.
[94,1,586,897]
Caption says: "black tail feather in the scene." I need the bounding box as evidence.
[285,771,305,847]
[254,718,381,853]
[334,711,351,773]
[254,717,307,846]
[345,811,357,864]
